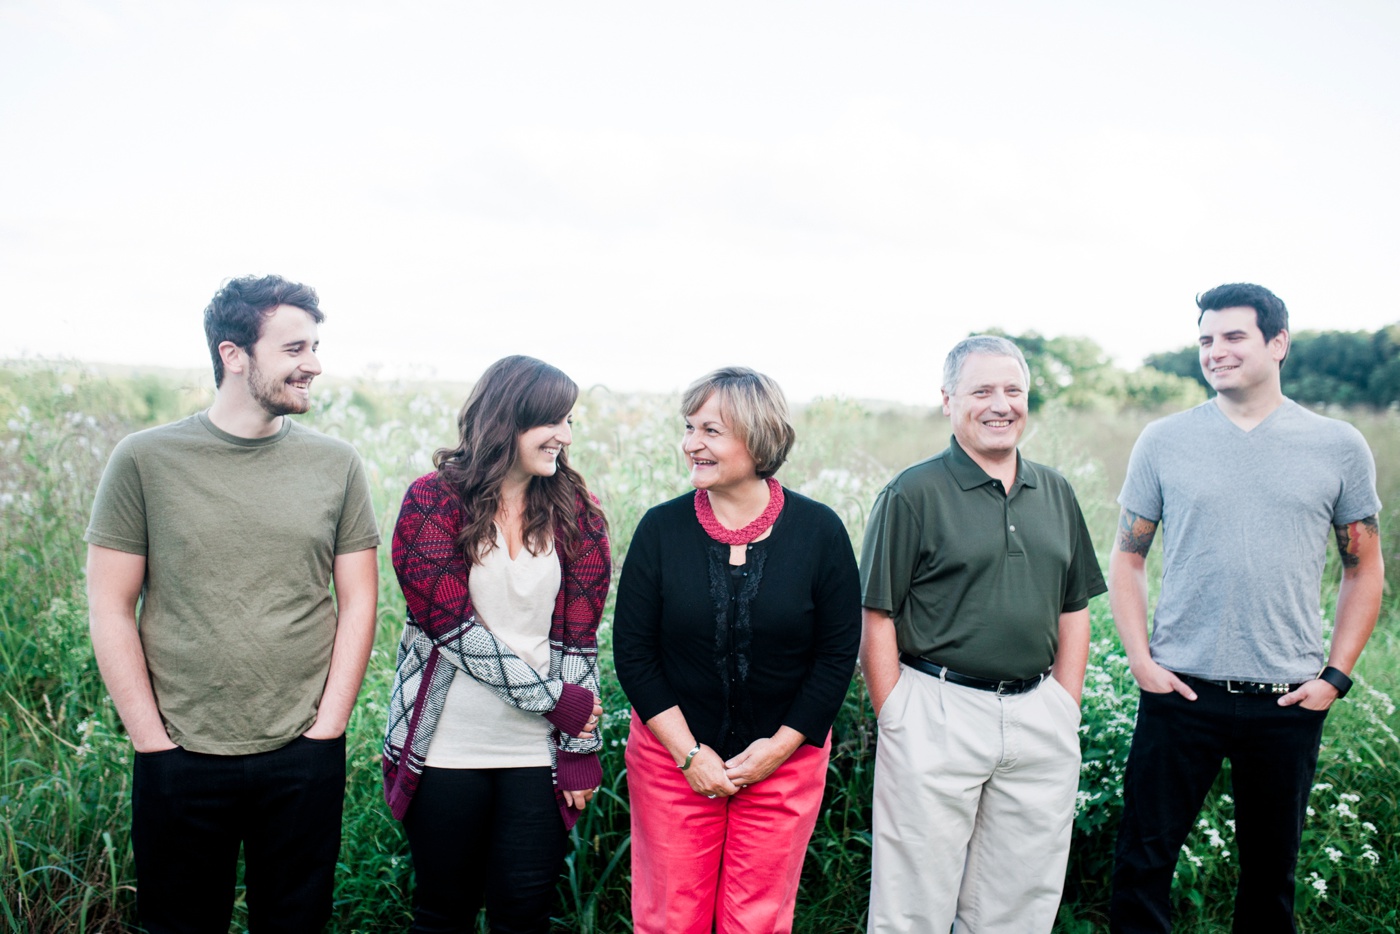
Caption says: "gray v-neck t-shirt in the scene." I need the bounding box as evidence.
[1119,399,1380,682]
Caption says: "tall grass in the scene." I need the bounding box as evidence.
[2,362,1397,932]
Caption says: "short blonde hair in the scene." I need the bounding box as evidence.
[681,367,796,480]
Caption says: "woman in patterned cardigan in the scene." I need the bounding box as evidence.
[381,355,610,933]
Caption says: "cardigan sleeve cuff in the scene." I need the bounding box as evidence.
[543,682,595,736]
[555,750,603,791]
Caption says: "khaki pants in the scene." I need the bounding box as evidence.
[868,664,1081,933]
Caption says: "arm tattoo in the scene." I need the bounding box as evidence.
[1117,508,1158,557]
[1333,515,1379,569]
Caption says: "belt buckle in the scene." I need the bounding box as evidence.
[995,680,1012,696]
[1224,679,1288,694]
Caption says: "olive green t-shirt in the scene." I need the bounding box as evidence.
[860,437,1106,681]
[85,412,380,754]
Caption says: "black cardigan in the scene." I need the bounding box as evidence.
[613,488,861,759]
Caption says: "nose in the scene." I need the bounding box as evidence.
[303,350,323,376]
[681,430,702,453]
[557,421,573,446]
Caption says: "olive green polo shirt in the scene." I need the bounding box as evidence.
[860,436,1106,681]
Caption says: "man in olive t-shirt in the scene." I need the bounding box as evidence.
[859,335,1105,934]
[85,275,379,934]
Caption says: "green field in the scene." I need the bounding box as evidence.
[2,361,1396,933]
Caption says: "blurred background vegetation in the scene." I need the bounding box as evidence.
[2,333,1397,932]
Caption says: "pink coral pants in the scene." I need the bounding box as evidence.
[625,711,830,934]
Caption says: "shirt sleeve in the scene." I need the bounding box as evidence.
[780,512,861,744]
[859,484,923,617]
[556,501,610,757]
[335,451,381,554]
[1117,428,1163,523]
[1332,425,1382,525]
[1061,493,1107,613]
[85,434,149,555]
[611,509,682,721]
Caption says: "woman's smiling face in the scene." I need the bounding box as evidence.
[682,393,758,494]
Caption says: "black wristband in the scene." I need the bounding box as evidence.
[1317,666,1353,699]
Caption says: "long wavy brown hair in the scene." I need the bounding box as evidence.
[433,355,606,564]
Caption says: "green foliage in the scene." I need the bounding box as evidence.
[1143,345,1202,388]
[984,329,1205,413]
[1146,323,1400,409]
[3,362,1399,932]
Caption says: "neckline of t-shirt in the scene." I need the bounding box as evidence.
[196,411,294,447]
[1206,396,1293,437]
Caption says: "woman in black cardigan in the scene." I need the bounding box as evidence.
[614,366,861,934]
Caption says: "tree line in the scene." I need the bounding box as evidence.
[990,324,1400,411]
[1146,325,1400,409]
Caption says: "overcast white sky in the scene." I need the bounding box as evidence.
[3,0,1398,403]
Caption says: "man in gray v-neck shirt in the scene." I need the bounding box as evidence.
[1108,283,1383,933]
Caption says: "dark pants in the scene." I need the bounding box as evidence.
[1109,681,1328,933]
[403,766,568,934]
[130,734,346,934]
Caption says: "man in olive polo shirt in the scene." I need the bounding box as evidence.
[859,334,1106,933]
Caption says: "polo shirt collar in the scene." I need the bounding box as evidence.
[944,435,1038,492]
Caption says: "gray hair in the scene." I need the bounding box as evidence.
[941,335,1031,394]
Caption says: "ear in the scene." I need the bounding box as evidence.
[941,387,952,417]
[1270,329,1290,363]
[219,340,249,377]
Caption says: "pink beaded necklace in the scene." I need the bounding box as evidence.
[694,477,785,545]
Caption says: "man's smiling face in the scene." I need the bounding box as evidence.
[244,304,322,417]
[1198,305,1287,398]
[942,352,1028,467]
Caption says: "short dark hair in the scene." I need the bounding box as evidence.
[203,275,323,386]
[1196,282,1289,345]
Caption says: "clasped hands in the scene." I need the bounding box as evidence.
[681,736,790,799]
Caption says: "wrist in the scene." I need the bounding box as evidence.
[676,742,702,770]
[1317,665,1353,699]
[1127,654,1159,675]
[544,683,594,735]
[556,750,601,791]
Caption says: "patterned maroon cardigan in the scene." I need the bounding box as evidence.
[381,472,611,828]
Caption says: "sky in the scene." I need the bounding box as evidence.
[3,0,1398,403]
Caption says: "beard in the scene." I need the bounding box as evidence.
[247,354,310,417]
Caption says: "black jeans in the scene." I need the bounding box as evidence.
[130,734,346,934]
[1109,681,1329,933]
[403,766,568,934]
